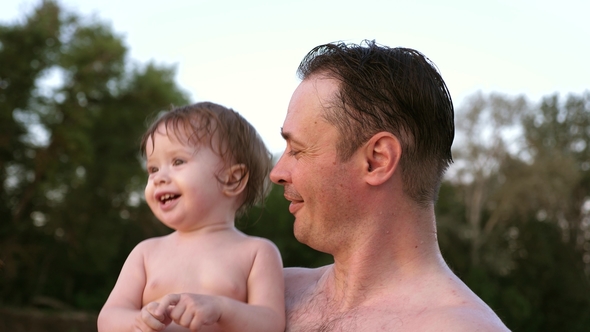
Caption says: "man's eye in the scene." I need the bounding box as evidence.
[287,149,300,157]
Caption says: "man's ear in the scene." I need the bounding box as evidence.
[222,164,249,197]
[363,132,401,186]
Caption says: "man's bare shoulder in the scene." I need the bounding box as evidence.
[389,268,510,332]
[284,266,329,289]
[283,265,332,314]
[407,270,510,331]
[409,304,510,332]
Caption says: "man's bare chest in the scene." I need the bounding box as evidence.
[286,303,411,332]
[285,289,422,332]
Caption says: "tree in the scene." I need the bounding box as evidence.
[0,0,189,309]
[438,91,590,331]
[448,92,528,268]
[522,93,590,254]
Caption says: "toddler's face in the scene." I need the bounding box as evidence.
[143,124,227,231]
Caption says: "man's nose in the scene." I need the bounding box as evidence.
[269,153,290,185]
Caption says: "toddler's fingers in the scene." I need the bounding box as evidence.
[155,293,182,316]
[136,308,165,331]
[144,302,165,321]
[188,314,205,331]
[143,315,166,331]
[168,298,187,322]
[180,312,195,328]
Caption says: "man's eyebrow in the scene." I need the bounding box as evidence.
[280,127,289,140]
[280,127,304,145]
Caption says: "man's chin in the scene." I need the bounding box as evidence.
[294,228,320,250]
[293,224,308,244]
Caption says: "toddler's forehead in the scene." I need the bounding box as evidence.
[155,122,206,146]
[147,120,231,163]
[143,124,200,155]
[160,124,190,143]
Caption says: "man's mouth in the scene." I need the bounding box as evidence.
[283,188,303,203]
[283,187,303,213]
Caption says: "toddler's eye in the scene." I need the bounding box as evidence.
[147,166,158,174]
[173,159,185,166]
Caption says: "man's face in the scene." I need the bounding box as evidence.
[270,75,364,253]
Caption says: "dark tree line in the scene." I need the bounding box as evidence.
[1,1,589,331]
[0,0,189,310]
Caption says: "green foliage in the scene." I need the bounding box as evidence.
[439,91,590,331]
[0,0,188,310]
[522,93,590,244]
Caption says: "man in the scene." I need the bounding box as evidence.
[270,40,510,331]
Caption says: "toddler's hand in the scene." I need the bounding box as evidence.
[134,301,172,332]
[156,293,222,331]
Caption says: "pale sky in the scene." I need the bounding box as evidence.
[2,0,589,154]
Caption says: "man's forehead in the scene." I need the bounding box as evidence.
[287,77,338,117]
[295,74,339,101]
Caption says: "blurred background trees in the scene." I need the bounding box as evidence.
[0,0,190,311]
[1,1,589,331]
[438,91,590,331]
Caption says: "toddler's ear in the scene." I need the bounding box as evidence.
[222,164,248,197]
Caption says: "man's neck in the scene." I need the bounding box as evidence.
[320,209,446,309]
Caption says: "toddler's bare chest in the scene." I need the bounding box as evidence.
[142,248,250,305]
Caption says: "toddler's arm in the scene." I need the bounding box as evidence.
[97,241,161,332]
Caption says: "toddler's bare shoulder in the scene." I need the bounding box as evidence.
[130,234,171,255]
[241,235,280,251]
